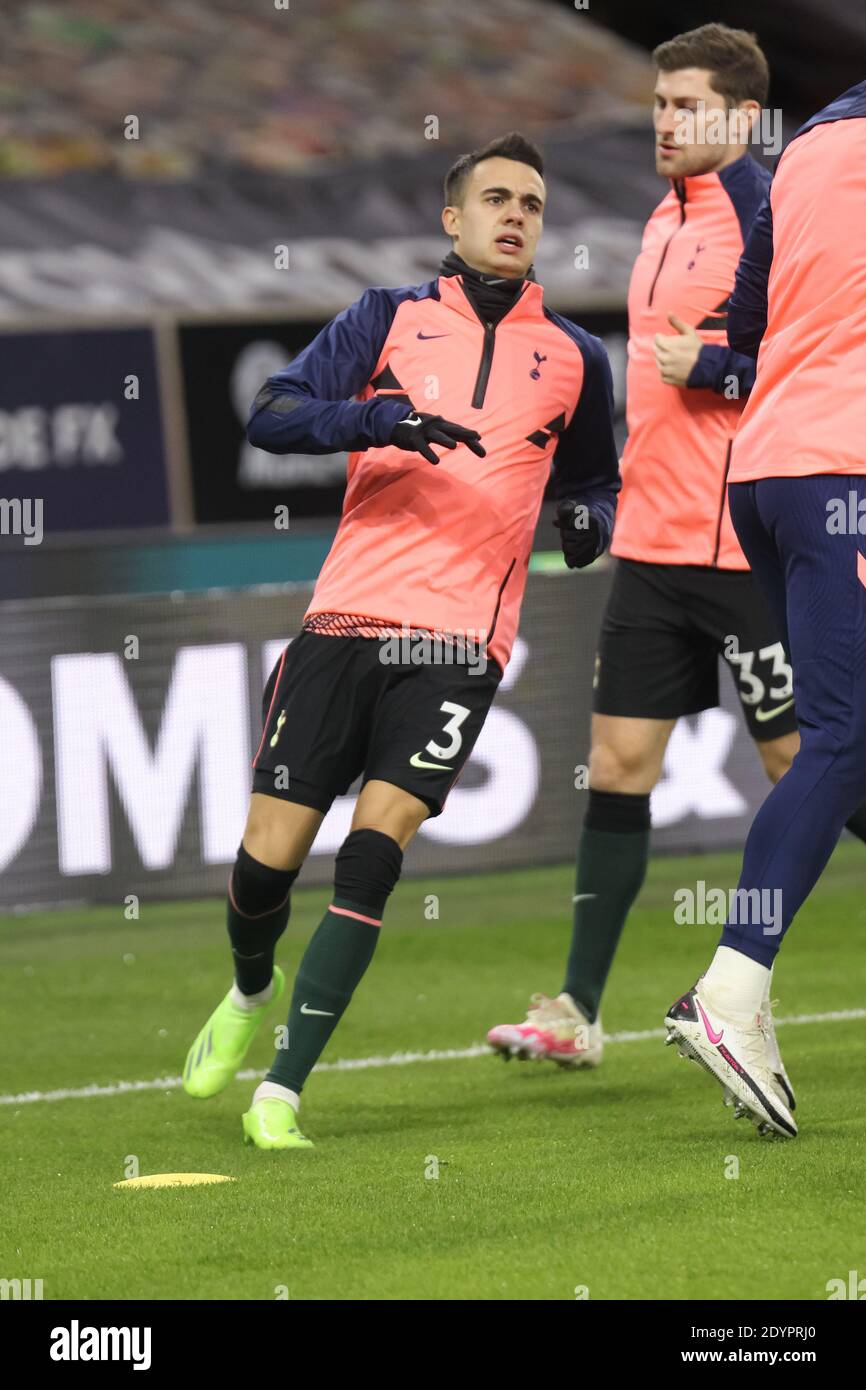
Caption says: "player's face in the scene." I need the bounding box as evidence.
[442,157,544,279]
[653,68,757,177]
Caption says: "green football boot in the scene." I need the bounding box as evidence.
[183,967,285,1099]
[242,1097,314,1150]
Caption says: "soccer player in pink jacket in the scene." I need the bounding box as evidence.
[180,132,620,1148]
[491,26,803,1097]
[665,78,866,1138]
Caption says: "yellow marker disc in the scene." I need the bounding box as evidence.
[113,1173,235,1190]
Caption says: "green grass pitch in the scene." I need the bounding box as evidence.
[2,843,865,1301]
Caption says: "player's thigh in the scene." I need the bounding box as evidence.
[242,792,324,871]
[728,482,790,649]
[698,569,797,739]
[759,475,866,756]
[594,561,718,740]
[252,631,375,822]
[351,779,430,850]
[363,643,502,825]
[589,713,677,793]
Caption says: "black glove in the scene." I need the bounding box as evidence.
[553,498,603,569]
[390,412,485,465]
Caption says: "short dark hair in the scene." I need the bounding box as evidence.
[444,131,544,207]
[653,23,769,107]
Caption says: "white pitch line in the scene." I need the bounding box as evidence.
[2,1009,865,1108]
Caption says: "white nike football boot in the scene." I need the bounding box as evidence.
[723,994,796,1118]
[487,992,603,1069]
[664,981,797,1138]
[759,996,796,1111]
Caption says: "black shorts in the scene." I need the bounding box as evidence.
[594,559,798,741]
[252,631,502,817]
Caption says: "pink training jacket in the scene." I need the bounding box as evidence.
[728,82,866,482]
[612,154,771,569]
[248,266,620,672]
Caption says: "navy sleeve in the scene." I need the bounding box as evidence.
[727,195,774,358]
[686,343,757,396]
[551,328,621,552]
[247,287,414,454]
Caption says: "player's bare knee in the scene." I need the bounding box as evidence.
[242,794,321,871]
[352,781,429,850]
[242,825,293,871]
[589,741,660,794]
[351,809,426,851]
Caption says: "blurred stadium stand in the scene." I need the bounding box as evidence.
[0,0,863,543]
[1,2,865,903]
[0,1,651,177]
[0,0,661,554]
[0,0,658,319]
[561,0,866,124]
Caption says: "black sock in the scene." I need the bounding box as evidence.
[227,844,298,996]
[267,829,403,1095]
[561,790,651,1022]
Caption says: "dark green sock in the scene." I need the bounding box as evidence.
[266,901,381,1094]
[561,791,651,1022]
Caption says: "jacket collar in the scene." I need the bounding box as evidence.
[671,150,753,200]
[437,252,544,324]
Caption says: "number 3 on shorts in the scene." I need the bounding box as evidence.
[426,701,471,761]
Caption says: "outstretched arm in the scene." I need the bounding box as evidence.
[247,288,411,454]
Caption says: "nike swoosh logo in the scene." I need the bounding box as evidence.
[696,998,724,1045]
[572,893,597,904]
[409,752,453,770]
[754,698,795,722]
[300,1003,334,1017]
[416,332,449,340]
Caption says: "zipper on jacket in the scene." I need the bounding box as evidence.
[711,440,733,565]
[487,557,517,644]
[647,179,687,307]
[472,321,496,409]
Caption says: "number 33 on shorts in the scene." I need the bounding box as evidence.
[727,640,794,721]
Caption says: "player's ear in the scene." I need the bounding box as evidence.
[444,201,464,239]
[738,100,761,138]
